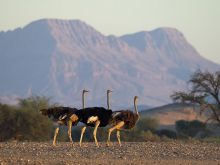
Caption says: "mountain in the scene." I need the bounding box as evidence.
[0,19,219,107]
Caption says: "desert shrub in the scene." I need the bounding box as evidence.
[0,97,54,141]
[136,117,159,132]
[175,120,207,138]
[18,95,51,112]
[139,130,160,142]
[0,104,17,141]
[156,129,177,139]
[203,137,220,143]
[0,107,53,141]
[160,135,173,142]
[121,128,141,141]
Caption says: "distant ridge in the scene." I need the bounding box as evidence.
[140,103,206,126]
[0,19,219,107]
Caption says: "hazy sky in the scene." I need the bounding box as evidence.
[0,0,220,64]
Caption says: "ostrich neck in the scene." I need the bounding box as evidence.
[107,93,110,109]
[134,99,139,116]
[82,92,85,109]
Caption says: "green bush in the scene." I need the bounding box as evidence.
[175,120,207,138]
[136,117,159,132]
[203,137,220,143]
[139,130,160,142]
[0,97,53,141]
[156,129,177,139]
[0,104,17,141]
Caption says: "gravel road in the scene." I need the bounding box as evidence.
[0,141,220,165]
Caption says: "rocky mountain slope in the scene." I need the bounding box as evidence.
[0,19,219,107]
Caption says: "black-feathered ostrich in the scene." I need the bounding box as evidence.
[69,90,113,147]
[76,107,112,147]
[40,106,77,146]
[107,96,140,146]
[40,89,89,146]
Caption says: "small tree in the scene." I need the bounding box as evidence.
[171,70,220,124]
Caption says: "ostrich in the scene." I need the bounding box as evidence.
[69,90,113,147]
[75,106,113,147]
[40,89,89,146]
[40,106,77,146]
[107,96,140,146]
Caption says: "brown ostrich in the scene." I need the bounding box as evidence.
[107,96,140,146]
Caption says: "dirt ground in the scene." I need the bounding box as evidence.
[0,141,220,165]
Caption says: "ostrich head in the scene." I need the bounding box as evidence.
[107,89,113,94]
[134,96,138,102]
[83,89,89,94]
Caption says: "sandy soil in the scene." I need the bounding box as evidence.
[0,141,220,165]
